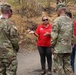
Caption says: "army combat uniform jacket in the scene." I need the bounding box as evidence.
[0,18,19,58]
[51,15,73,53]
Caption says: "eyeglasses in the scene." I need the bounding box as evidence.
[42,19,48,21]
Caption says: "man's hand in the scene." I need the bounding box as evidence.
[29,30,38,37]
[44,32,50,36]
[72,44,75,48]
[51,48,54,54]
[29,31,35,34]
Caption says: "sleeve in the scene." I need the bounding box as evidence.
[9,25,19,52]
[74,22,76,36]
[72,22,75,45]
[51,18,59,48]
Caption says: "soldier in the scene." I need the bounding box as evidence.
[0,4,19,75]
[51,3,74,75]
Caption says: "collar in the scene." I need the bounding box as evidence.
[61,14,66,17]
[42,23,50,28]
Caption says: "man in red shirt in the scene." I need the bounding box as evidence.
[71,21,76,72]
[29,16,52,75]
[66,11,76,73]
[74,22,76,36]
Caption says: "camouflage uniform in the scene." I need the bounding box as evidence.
[0,5,19,75]
[51,8,73,75]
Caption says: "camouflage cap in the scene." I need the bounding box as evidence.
[56,3,66,11]
[1,4,11,12]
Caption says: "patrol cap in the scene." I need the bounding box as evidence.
[56,3,66,11]
[1,4,11,13]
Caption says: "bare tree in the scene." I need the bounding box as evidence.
[56,0,61,4]
[56,0,66,4]
[62,0,65,2]
[46,0,51,14]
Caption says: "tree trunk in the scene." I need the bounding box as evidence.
[56,0,60,4]
[18,0,21,4]
[62,0,65,2]
[47,0,51,14]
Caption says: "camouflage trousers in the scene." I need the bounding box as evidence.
[0,57,17,75]
[53,53,73,75]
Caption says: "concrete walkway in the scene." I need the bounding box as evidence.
[17,51,76,75]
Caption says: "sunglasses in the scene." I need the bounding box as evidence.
[42,19,48,21]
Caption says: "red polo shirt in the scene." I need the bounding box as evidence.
[35,23,52,47]
[74,22,76,36]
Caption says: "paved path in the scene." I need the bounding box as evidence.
[17,51,76,75]
[17,51,41,75]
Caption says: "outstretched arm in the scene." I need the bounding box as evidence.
[29,30,38,37]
